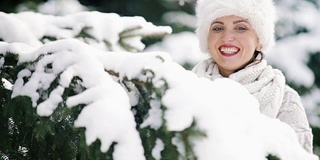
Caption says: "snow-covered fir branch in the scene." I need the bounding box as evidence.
[0,38,318,160]
[0,11,172,52]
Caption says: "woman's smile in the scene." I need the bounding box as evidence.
[219,45,240,57]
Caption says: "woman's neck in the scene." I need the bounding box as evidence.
[218,67,234,77]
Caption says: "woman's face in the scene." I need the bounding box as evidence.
[208,15,260,77]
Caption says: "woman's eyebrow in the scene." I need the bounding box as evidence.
[233,19,249,24]
[211,21,223,26]
[211,19,249,26]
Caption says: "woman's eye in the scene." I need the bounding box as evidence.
[236,26,247,31]
[212,27,223,32]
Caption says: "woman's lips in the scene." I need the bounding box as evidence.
[219,45,240,57]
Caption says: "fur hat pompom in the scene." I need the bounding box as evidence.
[195,0,277,54]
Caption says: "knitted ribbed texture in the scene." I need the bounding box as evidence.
[192,58,313,153]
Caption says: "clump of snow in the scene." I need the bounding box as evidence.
[9,39,145,160]
[140,96,163,130]
[0,13,43,48]
[267,34,317,87]
[152,138,164,160]
[1,78,13,90]
[164,77,315,160]
[0,11,172,52]
[0,41,36,55]
[162,11,197,29]
[38,0,87,16]
[145,32,208,67]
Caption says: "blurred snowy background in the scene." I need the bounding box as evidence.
[0,0,319,156]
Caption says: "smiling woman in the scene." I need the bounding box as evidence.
[192,0,315,154]
[208,16,260,77]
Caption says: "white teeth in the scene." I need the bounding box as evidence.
[220,47,238,54]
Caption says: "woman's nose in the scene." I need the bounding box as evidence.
[222,30,235,42]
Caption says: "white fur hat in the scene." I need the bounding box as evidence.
[195,0,277,54]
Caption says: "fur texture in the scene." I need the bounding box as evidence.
[195,0,277,54]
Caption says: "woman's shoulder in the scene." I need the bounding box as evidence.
[282,84,304,109]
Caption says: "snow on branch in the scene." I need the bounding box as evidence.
[0,11,172,52]
[1,39,317,159]
[97,40,319,160]
[3,39,145,159]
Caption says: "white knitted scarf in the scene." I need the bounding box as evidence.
[192,58,286,118]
